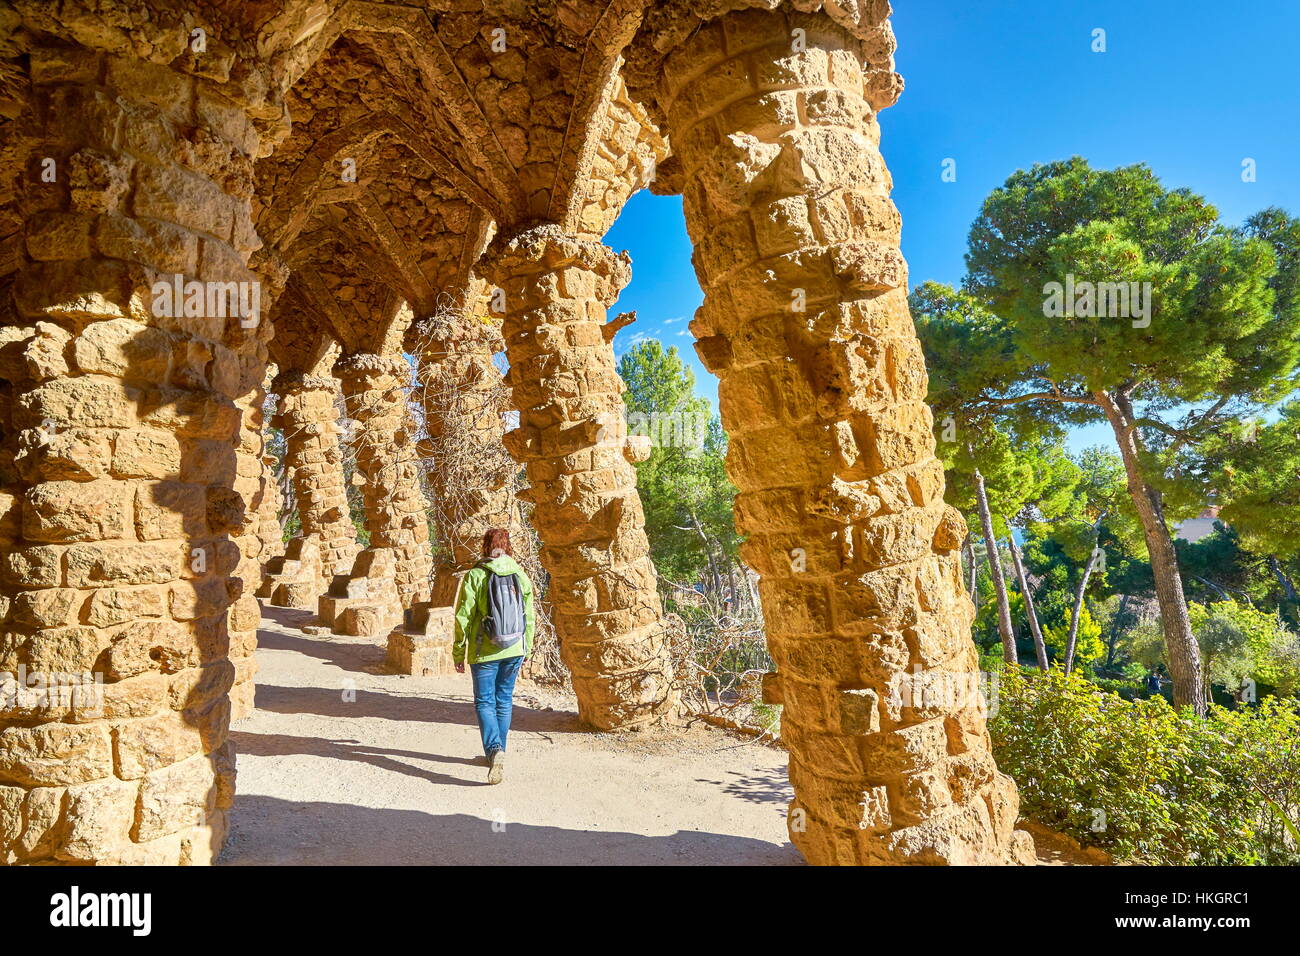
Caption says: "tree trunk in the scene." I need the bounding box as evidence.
[1105,593,1130,668]
[964,535,979,603]
[706,549,723,602]
[1194,575,1230,601]
[1095,389,1205,713]
[1269,555,1299,603]
[688,512,725,602]
[1063,548,1100,675]
[1006,523,1049,671]
[742,565,761,620]
[974,468,1016,665]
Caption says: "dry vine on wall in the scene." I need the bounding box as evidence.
[407,297,565,687]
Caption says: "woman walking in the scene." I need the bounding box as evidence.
[453,528,535,784]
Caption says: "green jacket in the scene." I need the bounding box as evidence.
[453,555,535,666]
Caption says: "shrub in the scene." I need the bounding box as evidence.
[989,666,1300,864]
[1042,602,1105,666]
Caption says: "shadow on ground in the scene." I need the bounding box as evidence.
[708,768,794,806]
[251,681,585,734]
[218,795,803,866]
[255,623,388,675]
[230,729,485,788]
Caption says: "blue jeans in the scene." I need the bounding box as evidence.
[470,656,523,756]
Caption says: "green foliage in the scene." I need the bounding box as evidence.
[973,585,1023,651]
[617,339,740,589]
[1069,447,1142,550]
[1176,525,1275,608]
[956,159,1300,555]
[1267,636,1300,697]
[966,158,1298,412]
[1018,449,1150,628]
[1116,598,1300,698]
[1118,621,1168,673]
[618,338,703,418]
[990,667,1300,864]
[1043,603,1104,665]
[913,281,1078,537]
[1189,599,1297,692]
[1204,400,1300,566]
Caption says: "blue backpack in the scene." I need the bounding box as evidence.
[479,565,526,651]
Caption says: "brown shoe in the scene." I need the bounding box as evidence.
[487,750,505,785]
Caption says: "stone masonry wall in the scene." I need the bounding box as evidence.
[411,305,523,606]
[229,367,279,719]
[0,39,276,864]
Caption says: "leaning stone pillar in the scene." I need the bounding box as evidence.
[252,368,285,574]
[631,5,1030,864]
[272,370,359,590]
[333,352,432,607]
[254,450,284,572]
[411,310,524,606]
[0,45,273,864]
[229,366,279,719]
[483,225,675,731]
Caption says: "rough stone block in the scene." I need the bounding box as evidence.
[133,753,216,843]
[385,630,454,676]
[57,776,138,861]
[23,479,131,542]
[0,723,113,787]
[272,579,319,609]
[113,712,204,779]
[338,603,390,638]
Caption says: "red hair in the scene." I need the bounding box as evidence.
[482,528,512,558]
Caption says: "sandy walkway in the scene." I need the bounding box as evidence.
[219,606,802,866]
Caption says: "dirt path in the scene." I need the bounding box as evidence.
[219,607,802,866]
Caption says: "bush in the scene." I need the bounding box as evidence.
[990,666,1300,864]
[1042,602,1105,666]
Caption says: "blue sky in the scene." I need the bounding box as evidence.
[607,0,1300,451]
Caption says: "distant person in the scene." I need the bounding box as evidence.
[453,528,535,785]
[1145,671,1162,695]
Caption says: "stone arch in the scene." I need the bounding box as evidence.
[251,4,683,730]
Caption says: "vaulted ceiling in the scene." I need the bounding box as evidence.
[246,1,673,363]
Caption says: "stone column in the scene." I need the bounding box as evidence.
[0,45,272,864]
[411,311,524,606]
[483,225,675,731]
[253,368,285,573]
[272,370,359,589]
[229,368,279,719]
[634,5,1031,864]
[255,450,285,570]
[333,352,432,607]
